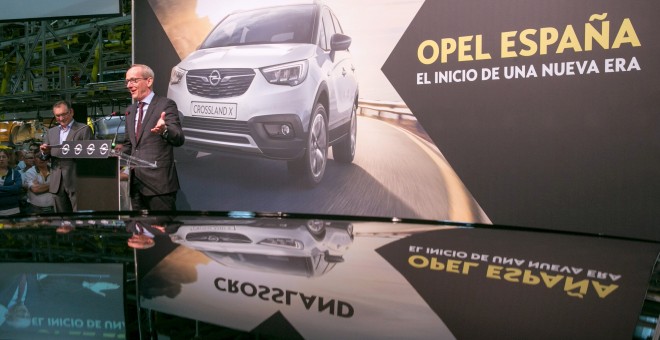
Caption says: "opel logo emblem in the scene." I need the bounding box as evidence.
[87,143,96,155]
[74,143,83,155]
[62,144,70,155]
[100,143,109,155]
[209,69,222,86]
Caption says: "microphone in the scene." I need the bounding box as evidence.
[91,111,123,124]
[111,111,130,148]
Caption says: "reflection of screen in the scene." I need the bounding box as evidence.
[0,263,125,339]
[204,251,337,277]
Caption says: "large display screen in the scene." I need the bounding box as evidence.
[0,0,121,22]
[0,263,125,339]
[135,0,660,242]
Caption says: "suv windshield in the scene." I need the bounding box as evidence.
[201,5,316,48]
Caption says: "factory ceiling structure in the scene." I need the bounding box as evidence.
[0,0,131,146]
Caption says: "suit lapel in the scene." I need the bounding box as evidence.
[65,122,77,142]
[50,127,59,145]
[128,105,137,145]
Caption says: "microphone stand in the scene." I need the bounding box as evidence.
[90,112,123,124]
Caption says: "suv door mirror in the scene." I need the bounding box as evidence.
[330,33,351,51]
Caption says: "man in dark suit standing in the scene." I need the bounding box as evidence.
[40,100,93,212]
[118,64,184,211]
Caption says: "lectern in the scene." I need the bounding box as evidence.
[52,140,155,211]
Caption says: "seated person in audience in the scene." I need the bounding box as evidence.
[24,156,54,214]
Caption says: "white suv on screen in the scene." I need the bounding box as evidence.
[168,2,359,186]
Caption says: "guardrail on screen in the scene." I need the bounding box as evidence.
[357,99,413,120]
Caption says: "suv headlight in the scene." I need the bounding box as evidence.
[260,60,308,86]
[170,66,186,85]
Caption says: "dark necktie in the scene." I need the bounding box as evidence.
[137,102,145,140]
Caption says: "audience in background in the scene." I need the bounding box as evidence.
[18,151,34,213]
[20,152,34,173]
[14,150,25,171]
[28,143,40,153]
[0,149,23,216]
[24,155,54,214]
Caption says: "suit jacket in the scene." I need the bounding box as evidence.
[123,94,184,196]
[46,121,93,194]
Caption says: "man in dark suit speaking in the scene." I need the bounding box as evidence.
[40,101,93,212]
[118,64,184,211]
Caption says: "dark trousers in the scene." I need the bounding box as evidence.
[53,187,75,213]
[130,187,177,211]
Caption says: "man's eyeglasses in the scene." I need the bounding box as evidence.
[125,77,148,85]
[54,111,70,118]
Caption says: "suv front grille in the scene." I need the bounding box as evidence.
[186,232,251,243]
[186,68,255,98]
[183,116,250,134]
